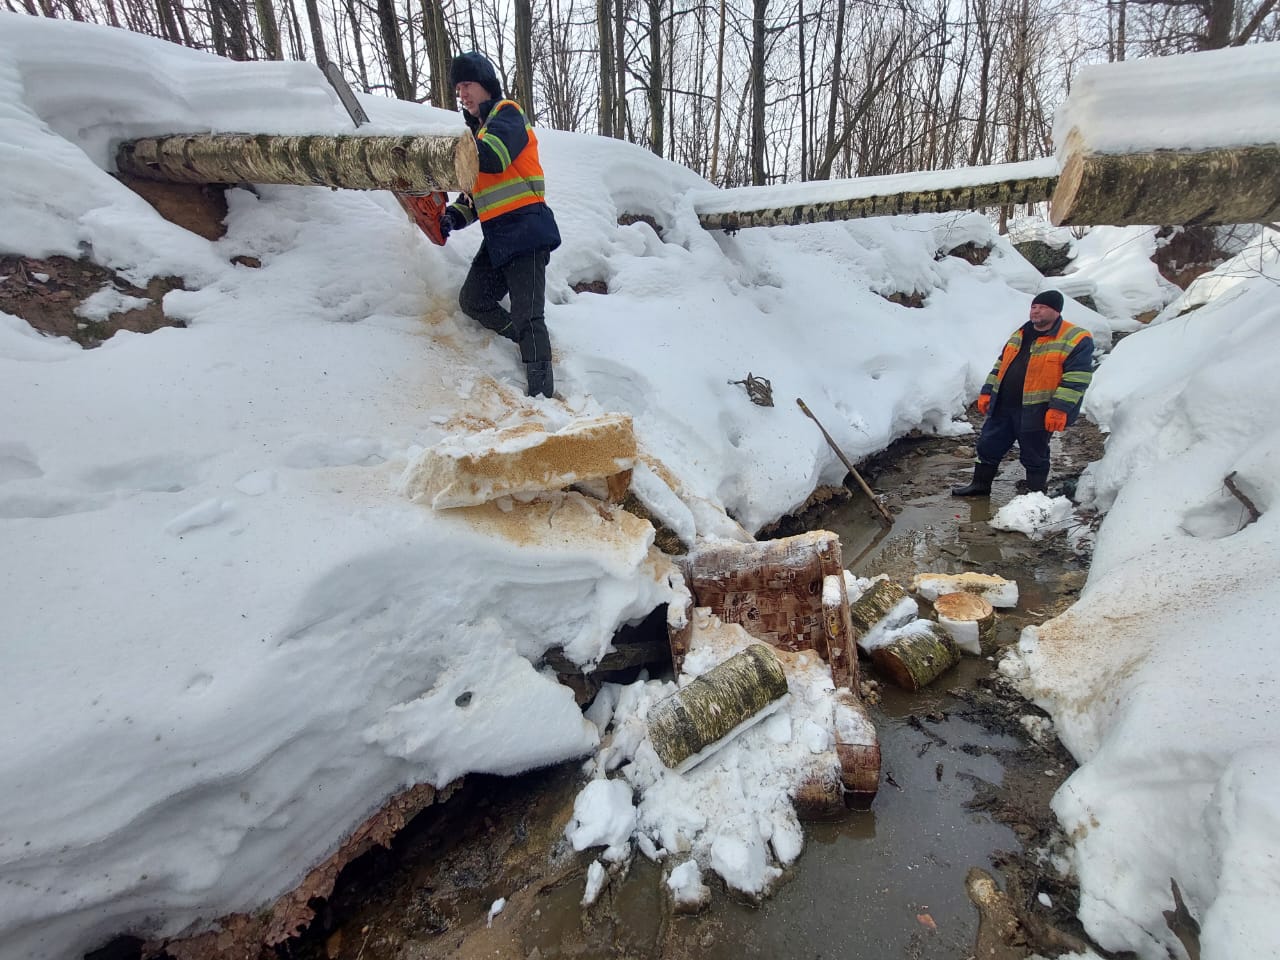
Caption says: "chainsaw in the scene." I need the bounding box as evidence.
[321,62,450,247]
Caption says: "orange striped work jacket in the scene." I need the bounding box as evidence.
[980,318,1094,428]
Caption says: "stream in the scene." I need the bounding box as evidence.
[284,420,1103,960]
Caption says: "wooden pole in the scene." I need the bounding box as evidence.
[796,398,893,527]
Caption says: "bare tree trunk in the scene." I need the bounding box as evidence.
[285,0,307,59]
[304,0,329,64]
[710,0,727,181]
[422,0,452,107]
[376,0,413,99]
[818,0,846,180]
[1203,0,1234,47]
[597,0,615,136]
[514,0,536,117]
[797,0,807,180]
[1115,0,1127,59]
[749,0,767,184]
[346,0,371,91]
[647,0,664,155]
[155,0,181,42]
[614,0,627,137]
[255,0,284,59]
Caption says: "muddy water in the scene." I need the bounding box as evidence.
[294,429,1096,960]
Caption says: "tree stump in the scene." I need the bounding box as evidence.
[646,644,788,771]
[869,622,960,692]
[933,592,996,656]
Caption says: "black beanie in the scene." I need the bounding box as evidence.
[1031,290,1064,314]
[449,52,503,101]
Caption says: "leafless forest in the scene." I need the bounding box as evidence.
[7,0,1277,186]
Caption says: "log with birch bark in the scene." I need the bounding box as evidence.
[869,621,960,692]
[1051,139,1280,227]
[933,591,996,656]
[117,132,479,194]
[647,643,788,771]
[698,173,1057,232]
[848,577,916,636]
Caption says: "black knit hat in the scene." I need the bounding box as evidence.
[449,52,502,101]
[1031,290,1064,314]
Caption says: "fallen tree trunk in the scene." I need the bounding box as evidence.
[933,591,996,656]
[1051,141,1280,226]
[699,173,1057,232]
[647,643,788,771]
[869,622,960,692]
[117,132,479,194]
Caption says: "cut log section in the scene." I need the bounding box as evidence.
[821,573,859,691]
[933,591,996,656]
[789,764,847,820]
[848,577,917,637]
[647,644,788,771]
[833,688,880,805]
[400,413,637,509]
[117,132,479,194]
[1051,140,1280,227]
[869,621,960,692]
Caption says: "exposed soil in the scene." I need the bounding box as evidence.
[0,254,187,348]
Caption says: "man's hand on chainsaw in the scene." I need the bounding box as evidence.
[439,207,465,242]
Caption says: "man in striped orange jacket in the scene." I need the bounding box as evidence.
[441,52,561,398]
[952,290,1094,497]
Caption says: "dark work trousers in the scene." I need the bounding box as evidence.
[976,405,1051,474]
[458,243,551,364]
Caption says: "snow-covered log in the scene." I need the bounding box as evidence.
[869,621,960,691]
[848,577,914,635]
[698,172,1057,232]
[647,644,788,771]
[821,573,859,691]
[1051,141,1280,227]
[116,132,479,194]
[833,689,880,805]
[400,413,637,509]
[933,591,997,656]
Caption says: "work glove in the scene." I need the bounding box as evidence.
[439,207,466,240]
[976,393,991,415]
[1045,409,1068,432]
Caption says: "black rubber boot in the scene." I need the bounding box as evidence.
[1024,470,1049,493]
[525,360,554,398]
[951,462,998,497]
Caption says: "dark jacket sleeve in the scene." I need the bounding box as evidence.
[1051,334,1095,422]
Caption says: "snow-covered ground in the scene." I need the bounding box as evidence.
[2,13,1278,960]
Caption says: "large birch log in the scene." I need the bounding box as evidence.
[1051,141,1280,227]
[647,644,788,771]
[933,591,996,656]
[698,174,1057,232]
[117,132,479,194]
[869,621,960,692]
